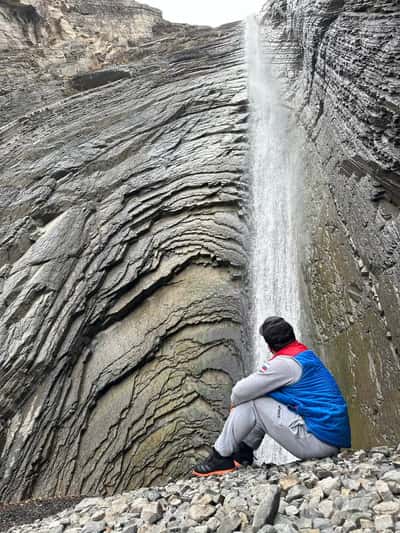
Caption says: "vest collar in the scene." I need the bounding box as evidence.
[271,340,309,359]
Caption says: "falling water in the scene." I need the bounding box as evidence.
[245,16,304,463]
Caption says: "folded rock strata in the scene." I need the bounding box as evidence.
[0,3,249,501]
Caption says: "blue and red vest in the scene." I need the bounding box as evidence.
[267,341,351,449]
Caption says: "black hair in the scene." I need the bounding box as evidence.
[259,316,296,352]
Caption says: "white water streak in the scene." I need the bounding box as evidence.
[245,15,304,464]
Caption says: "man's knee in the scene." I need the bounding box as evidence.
[252,396,278,413]
[234,400,256,413]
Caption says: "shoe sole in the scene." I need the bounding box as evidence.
[233,460,253,467]
[192,468,236,477]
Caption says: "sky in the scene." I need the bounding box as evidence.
[147,0,265,27]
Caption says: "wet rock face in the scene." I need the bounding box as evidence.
[0,3,249,502]
[0,0,164,125]
[261,0,400,447]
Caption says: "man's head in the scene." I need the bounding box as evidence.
[259,316,296,352]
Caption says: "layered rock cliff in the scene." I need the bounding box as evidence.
[0,0,169,125]
[0,0,399,505]
[259,0,400,447]
[0,2,249,502]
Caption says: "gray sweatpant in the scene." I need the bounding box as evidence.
[214,397,338,460]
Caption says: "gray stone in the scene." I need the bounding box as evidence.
[375,514,394,531]
[331,511,347,526]
[352,511,373,526]
[315,468,332,480]
[358,519,374,529]
[258,527,277,533]
[347,479,361,492]
[252,485,280,529]
[112,501,129,514]
[189,504,216,523]
[49,527,64,533]
[279,477,299,492]
[81,521,106,533]
[371,446,392,456]
[342,496,372,512]
[373,500,400,514]
[318,477,341,496]
[318,499,334,519]
[286,484,307,502]
[296,518,313,529]
[206,517,221,532]
[274,525,298,533]
[122,527,138,533]
[375,480,393,501]
[313,518,333,529]
[216,513,242,533]
[342,520,357,533]
[75,499,106,512]
[144,489,161,502]
[382,471,400,484]
[129,498,149,514]
[191,526,209,533]
[140,502,163,524]
[91,511,106,522]
[284,505,299,516]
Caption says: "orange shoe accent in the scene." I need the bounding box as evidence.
[233,460,242,468]
[192,468,236,477]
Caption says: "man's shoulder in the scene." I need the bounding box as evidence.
[258,356,302,373]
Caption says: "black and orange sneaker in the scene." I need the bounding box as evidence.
[232,442,254,468]
[192,448,236,477]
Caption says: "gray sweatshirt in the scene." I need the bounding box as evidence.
[231,356,302,406]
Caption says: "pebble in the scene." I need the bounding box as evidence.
[192,526,208,533]
[286,484,307,502]
[90,511,105,522]
[279,477,298,491]
[216,513,241,533]
[140,502,163,524]
[374,514,394,530]
[49,527,64,533]
[6,445,400,533]
[318,499,334,518]
[274,524,297,533]
[188,503,216,522]
[81,521,106,533]
[207,516,221,531]
[252,485,280,529]
[256,527,276,533]
[318,476,340,496]
[375,479,393,500]
[373,500,400,514]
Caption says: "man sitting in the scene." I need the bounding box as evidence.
[192,316,351,476]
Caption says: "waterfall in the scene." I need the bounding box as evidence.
[245,16,304,464]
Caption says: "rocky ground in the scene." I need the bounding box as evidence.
[3,445,400,533]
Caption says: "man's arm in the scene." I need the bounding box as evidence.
[231,356,302,406]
